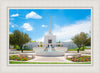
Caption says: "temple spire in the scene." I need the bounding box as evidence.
[49,15,52,34]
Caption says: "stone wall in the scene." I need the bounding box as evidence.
[23,42,38,49]
[23,41,77,49]
[61,42,77,49]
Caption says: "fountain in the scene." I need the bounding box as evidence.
[48,44,52,52]
[34,15,65,56]
[36,44,65,56]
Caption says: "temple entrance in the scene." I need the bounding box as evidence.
[48,40,52,43]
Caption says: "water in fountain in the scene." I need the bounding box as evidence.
[48,44,52,52]
[36,44,65,56]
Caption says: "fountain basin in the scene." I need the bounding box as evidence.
[36,51,64,56]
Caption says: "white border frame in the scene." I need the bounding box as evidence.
[8,7,93,66]
[0,0,100,73]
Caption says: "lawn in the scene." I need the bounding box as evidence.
[67,48,78,51]
[9,61,91,64]
[68,46,91,51]
[16,49,33,51]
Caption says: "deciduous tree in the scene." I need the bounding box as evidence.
[9,30,31,53]
[72,32,88,53]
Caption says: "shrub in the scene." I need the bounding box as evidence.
[23,45,28,49]
[80,46,87,51]
[40,44,42,47]
[14,45,20,50]
[58,44,62,47]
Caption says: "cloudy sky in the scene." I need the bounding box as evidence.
[9,9,91,42]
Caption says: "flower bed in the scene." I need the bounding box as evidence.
[9,55,31,61]
[67,56,91,62]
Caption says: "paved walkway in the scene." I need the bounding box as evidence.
[27,56,72,62]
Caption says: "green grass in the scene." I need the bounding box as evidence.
[67,48,78,51]
[16,49,33,51]
[85,48,91,49]
[9,61,91,64]
[68,46,91,51]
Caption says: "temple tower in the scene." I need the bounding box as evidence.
[43,15,56,47]
[49,15,52,34]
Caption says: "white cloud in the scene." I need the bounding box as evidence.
[11,13,19,17]
[11,25,14,28]
[37,19,91,42]
[26,11,42,19]
[14,24,18,27]
[41,25,47,27]
[22,23,33,31]
[10,23,18,28]
[37,37,44,42]
[9,18,14,20]
[53,20,91,42]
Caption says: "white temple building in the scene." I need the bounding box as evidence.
[43,15,56,47]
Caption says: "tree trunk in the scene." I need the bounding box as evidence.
[83,45,84,51]
[77,49,79,53]
[77,47,81,53]
[20,45,23,53]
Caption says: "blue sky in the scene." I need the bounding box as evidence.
[9,9,91,42]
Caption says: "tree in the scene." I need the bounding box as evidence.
[85,37,91,46]
[72,32,88,53]
[58,40,61,47]
[31,40,36,42]
[85,30,91,46]
[80,32,88,50]
[9,30,31,53]
[39,42,43,47]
